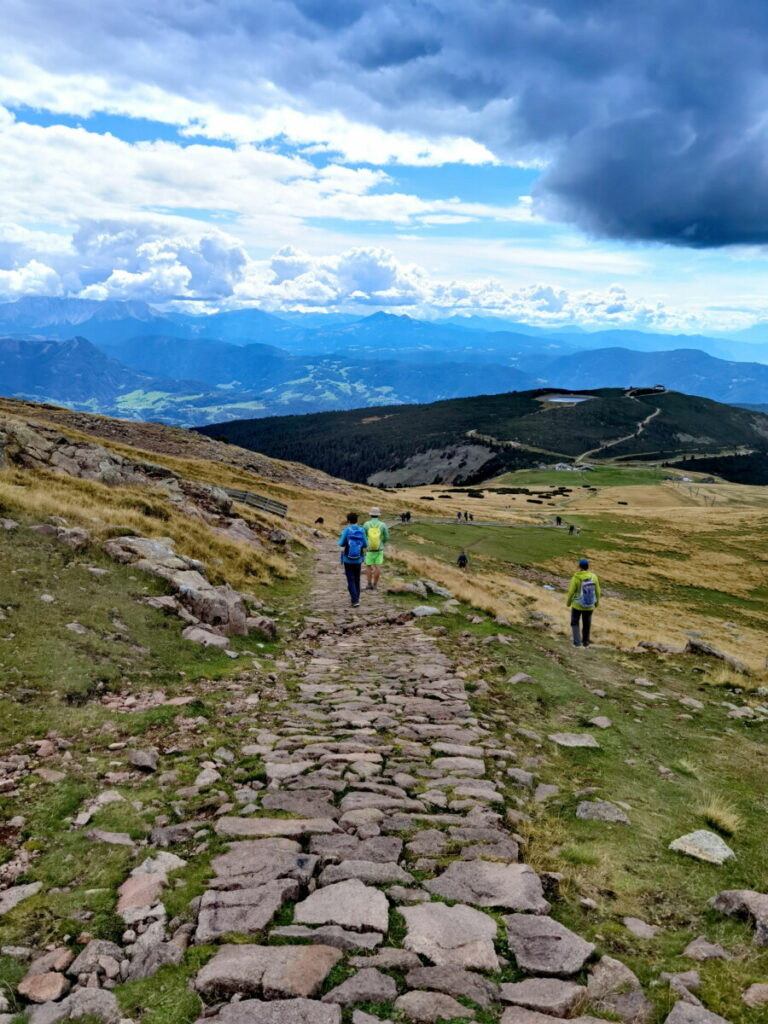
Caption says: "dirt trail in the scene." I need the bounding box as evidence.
[576,404,661,463]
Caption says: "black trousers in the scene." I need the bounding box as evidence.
[344,562,362,604]
[571,608,593,646]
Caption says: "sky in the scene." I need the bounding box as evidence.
[2,0,768,332]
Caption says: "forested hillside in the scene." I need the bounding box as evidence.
[201,388,768,484]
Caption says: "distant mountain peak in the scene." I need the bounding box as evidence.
[0,296,158,324]
[364,311,413,323]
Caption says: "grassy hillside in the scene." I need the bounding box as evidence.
[201,388,768,485]
[0,401,766,1024]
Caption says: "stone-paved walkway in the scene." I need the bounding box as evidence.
[13,541,661,1023]
[184,543,646,1023]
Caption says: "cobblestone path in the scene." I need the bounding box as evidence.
[15,541,656,1024]
[185,542,627,1024]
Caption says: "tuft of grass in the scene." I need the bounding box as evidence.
[559,845,601,866]
[671,758,701,778]
[698,793,744,836]
[117,960,206,1024]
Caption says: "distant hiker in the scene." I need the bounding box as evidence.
[405,510,411,523]
[457,510,462,522]
[457,551,469,571]
[568,524,575,535]
[400,512,406,523]
[464,510,469,522]
[315,517,324,525]
[566,557,601,648]
[363,507,389,591]
[555,515,562,527]
[338,512,367,608]
[469,512,474,522]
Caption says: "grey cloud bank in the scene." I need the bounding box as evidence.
[4,0,768,246]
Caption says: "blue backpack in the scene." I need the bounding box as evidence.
[579,577,597,609]
[345,526,366,562]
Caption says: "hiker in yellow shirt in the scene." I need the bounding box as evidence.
[566,557,601,647]
[363,507,389,591]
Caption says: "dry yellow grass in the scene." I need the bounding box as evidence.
[0,467,289,590]
[391,543,765,667]
[698,793,744,836]
[391,473,768,669]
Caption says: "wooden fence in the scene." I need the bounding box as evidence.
[224,487,288,518]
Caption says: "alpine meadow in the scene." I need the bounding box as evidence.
[1,4,768,1024]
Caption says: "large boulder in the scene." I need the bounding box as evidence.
[178,583,248,635]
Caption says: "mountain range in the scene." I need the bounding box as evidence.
[1,297,768,424]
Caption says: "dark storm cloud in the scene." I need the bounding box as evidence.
[6,0,768,245]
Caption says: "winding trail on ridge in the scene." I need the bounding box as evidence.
[575,404,662,464]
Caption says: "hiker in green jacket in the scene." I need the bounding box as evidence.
[566,557,601,647]
[363,507,389,591]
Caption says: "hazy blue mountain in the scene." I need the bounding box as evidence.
[104,335,294,387]
[544,347,768,403]
[0,297,182,346]
[3,297,768,415]
[0,296,160,327]
[0,333,537,424]
[171,308,299,345]
[0,335,201,404]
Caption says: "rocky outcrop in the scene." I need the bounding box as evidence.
[102,534,263,638]
[684,638,749,675]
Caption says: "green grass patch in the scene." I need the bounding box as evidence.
[492,465,671,487]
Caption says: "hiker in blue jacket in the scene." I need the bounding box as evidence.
[338,512,367,607]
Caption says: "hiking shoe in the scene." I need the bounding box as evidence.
[352,601,360,608]
[366,584,374,591]
[572,641,581,647]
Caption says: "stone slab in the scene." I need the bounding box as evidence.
[425,860,550,913]
[504,914,595,976]
[294,879,389,933]
[216,817,340,838]
[402,902,499,970]
[194,944,342,999]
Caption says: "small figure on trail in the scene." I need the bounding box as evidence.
[469,512,474,522]
[315,517,324,525]
[568,523,575,535]
[566,557,601,648]
[338,512,367,608]
[363,507,389,591]
[457,550,469,571]
[464,510,469,521]
[555,515,562,527]
[457,510,462,522]
[405,510,411,523]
